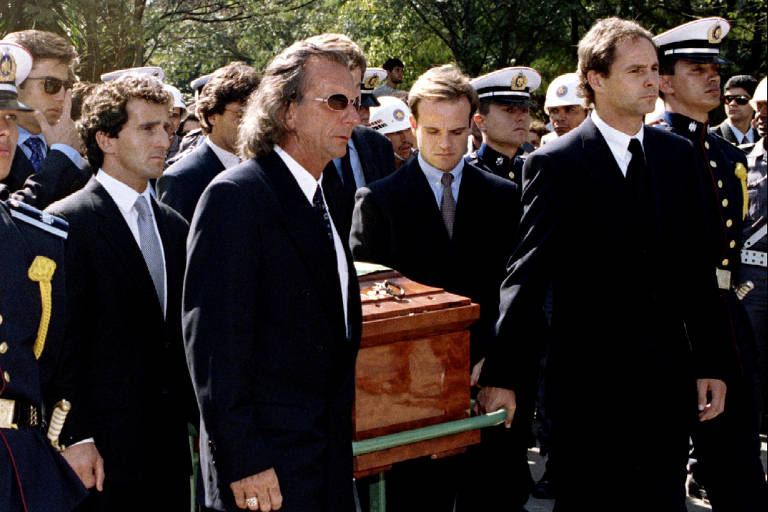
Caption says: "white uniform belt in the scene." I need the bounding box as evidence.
[743,224,766,249]
[741,249,767,267]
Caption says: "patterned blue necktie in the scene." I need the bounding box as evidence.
[24,137,45,172]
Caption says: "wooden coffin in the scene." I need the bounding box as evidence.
[353,265,481,477]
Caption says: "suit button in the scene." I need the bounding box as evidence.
[710,160,717,168]
[0,342,7,354]
[722,258,729,267]
[729,240,736,248]
[726,219,733,227]
[3,371,9,382]
[721,198,728,207]
[0,314,3,325]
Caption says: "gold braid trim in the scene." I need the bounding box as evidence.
[735,162,748,220]
[28,256,56,360]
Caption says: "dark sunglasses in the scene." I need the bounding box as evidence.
[26,76,74,95]
[311,94,361,112]
[722,95,750,106]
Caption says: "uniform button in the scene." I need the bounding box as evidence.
[722,258,729,267]
[0,342,7,354]
[710,160,717,168]
[0,314,3,325]
[722,198,728,207]
[705,141,710,150]
[3,371,9,382]
[717,180,723,188]
[726,219,733,227]
[730,240,736,248]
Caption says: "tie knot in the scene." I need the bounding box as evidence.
[24,136,44,151]
[628,138,644,157]
[441,172,454,186]
[134,195,151,218]
[313,185,324,206]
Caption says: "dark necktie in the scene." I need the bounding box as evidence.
[626,138,645,183]
[313,185,336,247]
[441,172,456,238]
[340,148,357,194]
[134,196,165,309]
[24,137,45,172]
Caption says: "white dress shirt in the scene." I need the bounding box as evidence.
[274,145,350,334]
[591,110,645,177]
[727,120,756,145]
[95,170,167,316]
[333,139,366,189]
[206,137,240,169]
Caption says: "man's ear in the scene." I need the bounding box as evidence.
[587,70,604,95]
[283,103,296,131]
[95,131,115,156]
[473,112,486,132]
[659,75,675,95]
[409,113,418,135]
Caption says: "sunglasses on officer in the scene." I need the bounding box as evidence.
[722,95,751,106]
[25,76,74,95]
[311,93,361,112]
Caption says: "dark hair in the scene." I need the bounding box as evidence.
[3,30,78,81]
[529,119,549,136]
[70,81,97,121]
[79,74,171,169]
[177,112,198,136]
[577,17,654,106]
[197,62,261,134]
[724,75,758,96]
[383,58,404,72]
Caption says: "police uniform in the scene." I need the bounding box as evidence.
[466,67,540,188]
[0,42,86,512]
[655,18,768,510]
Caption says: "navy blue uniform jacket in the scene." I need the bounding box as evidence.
[184,150,362,512]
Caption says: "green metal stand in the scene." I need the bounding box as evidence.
[353,407,508,512]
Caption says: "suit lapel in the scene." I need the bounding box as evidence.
[640,128,667,240]
[352,128,374,185]
[580,118,625,188]
[87,179,165,321]
[404,160,451,243]
[452,165,483,244]
[260,152,347,339]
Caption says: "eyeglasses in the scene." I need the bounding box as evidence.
[25,76,74,95]
[722,95,751,106]
[311,94,361,112]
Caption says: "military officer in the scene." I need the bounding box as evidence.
[359,67,387,125]
[656,17,768,510]
[466,67,539,187]
[0,40,88,512]
[738,76,767,434]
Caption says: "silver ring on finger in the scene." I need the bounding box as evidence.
[245,496,259,509]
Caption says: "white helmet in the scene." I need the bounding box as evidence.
[368,96,411,134]
[544,73,584,113]
[163,83,187,111]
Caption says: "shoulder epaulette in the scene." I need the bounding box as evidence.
[5,199,68,239]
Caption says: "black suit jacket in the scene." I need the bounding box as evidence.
[184,151,362,512]
[350,158,520,363]
[322,126,395,239]
[157,141,225,222]
[45,178,195,484]
[712,120,756,146]
[5,148,90,209]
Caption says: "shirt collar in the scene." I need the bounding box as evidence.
[274,145,323,204]
[726,120,754,142]
[418,152,464,185]
[95,169,153,216]
[592,110,644,150]
[18,124,47,148]
[205,137,240,169]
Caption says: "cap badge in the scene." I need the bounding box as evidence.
[708,23,723,44]
[556,85,567,97]
[511,72,528,91]
[393,109,405,121]
[365,75,380,89]
[0,51,17,84]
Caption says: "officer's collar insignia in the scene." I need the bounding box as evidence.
[496,156,504,166]
[393,109,405,121]
[708,23,723,44]
[556,85,567,97]
[0,51,16,84]
[365,75,380,89]
[511,72,528,91]
[688,121,697,132]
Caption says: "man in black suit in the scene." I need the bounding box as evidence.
[45,74,196,512]
[477,18,732,512]
[1,30,90,208]
[304,34,396,239]
[350,64,522,511]
[157,61,260,222]
[184,37,362,512]
[712,74,758,146]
